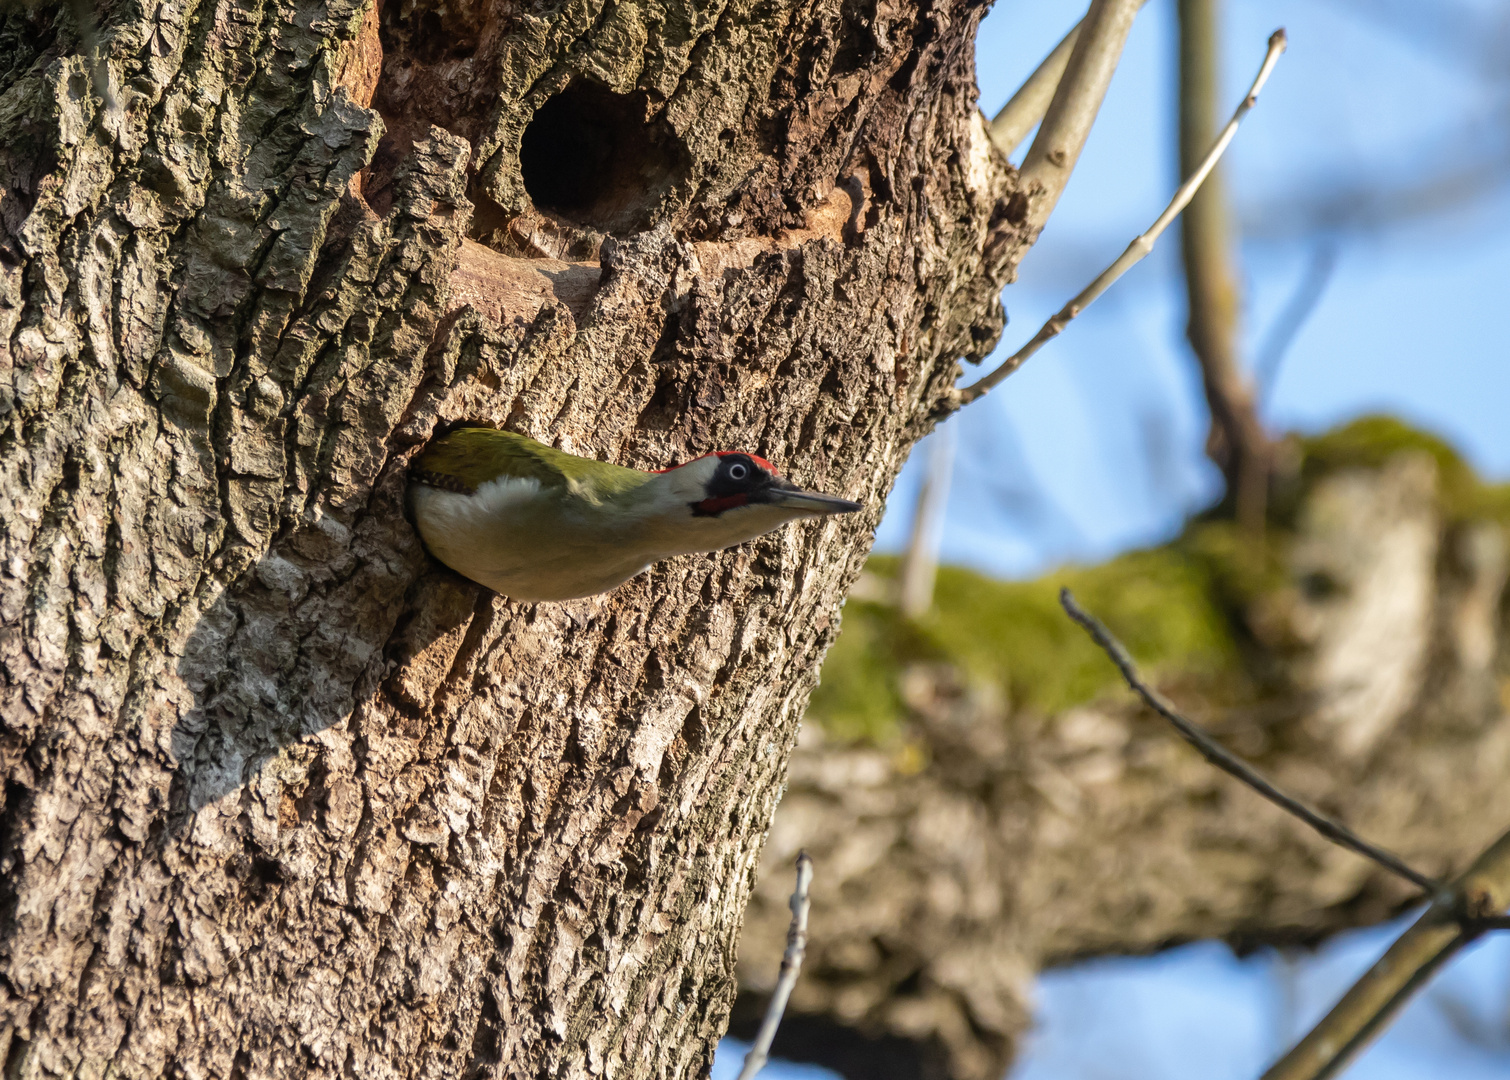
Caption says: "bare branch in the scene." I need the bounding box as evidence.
[988,21,1082,158]
[1313,0,1509,78]
[1243,130,1510,241]
[955,30,1287,408]
[989,0,1157,160]
[1464,915,1510,932]
[1255,242,1339,404]
[1178,0,1270,534]
[1261,829,1510,1080]
[1059,588,1440,893]
[736,852,814,1080]
[897,425,956,618]
[1017,0,1145,233]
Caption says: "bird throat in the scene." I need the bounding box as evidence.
[690,493,751,517]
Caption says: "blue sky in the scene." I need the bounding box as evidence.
[716,919,1510,1080]
[876,0,1510,578]
[722,1,1510,1077]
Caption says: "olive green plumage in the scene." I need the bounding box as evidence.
[406,425,861,601]
[410,426,653,501]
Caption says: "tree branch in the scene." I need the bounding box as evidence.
[1261,828,1510,1080]
[988,21,1082,158]
[897,425,956,618]
[736,852,815,1080]
[1178,0,1271,534]
[954,29,1287,408]
[988,1,1155,159]
[1059,587,1440,893]
[1017,0,1146,234]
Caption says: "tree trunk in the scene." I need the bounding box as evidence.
[0,0,1026,1075]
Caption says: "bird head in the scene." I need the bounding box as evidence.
[645,451,862,555]
[406,426,864,599]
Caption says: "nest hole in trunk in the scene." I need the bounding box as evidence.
[518,82,688,236]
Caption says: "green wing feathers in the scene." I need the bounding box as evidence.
[410,427,651,501]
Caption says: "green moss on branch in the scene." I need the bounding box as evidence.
[812,415,1510,745]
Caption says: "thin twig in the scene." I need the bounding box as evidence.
[1261,828,1510,1080]
[1255,242,1338,405]
[1059,588,1440,893]
[1017,0,1146,233]
[955,29,1287,409]
[736,852,814,1080]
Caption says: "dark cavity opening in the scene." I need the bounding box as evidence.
[519,83,686,234]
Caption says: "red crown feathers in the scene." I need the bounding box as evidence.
[657,451,781,476]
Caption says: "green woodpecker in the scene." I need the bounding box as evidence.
[407,427,862,601]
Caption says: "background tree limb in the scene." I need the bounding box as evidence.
[1179,0,1273,533]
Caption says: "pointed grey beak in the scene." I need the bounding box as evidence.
[766,487,863,516]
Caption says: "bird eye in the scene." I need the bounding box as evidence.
[728,462,748,480]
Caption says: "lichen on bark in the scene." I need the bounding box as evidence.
[0,0,1024,1075]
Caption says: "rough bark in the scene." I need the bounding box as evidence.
[734,450,1510,1080]
[0,0,1027,1076]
